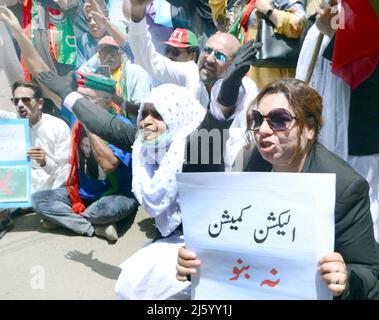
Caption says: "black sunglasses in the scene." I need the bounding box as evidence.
[11,97,34,105]
[202,46,228,63]
[251,108,296,131]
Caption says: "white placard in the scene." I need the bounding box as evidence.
[177,172,336,300]
[0,123,27,161]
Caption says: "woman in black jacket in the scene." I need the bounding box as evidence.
[177,79,379,299]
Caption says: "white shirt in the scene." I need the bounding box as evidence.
[128,17,209,108]
[30,113,71,193]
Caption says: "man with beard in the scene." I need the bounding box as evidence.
[123,0,259,112]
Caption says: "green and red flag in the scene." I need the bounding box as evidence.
[21,0,37,80]
[48,7,77,65]
[228,0,256,44]
[331,0,379,89]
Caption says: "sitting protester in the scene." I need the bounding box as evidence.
[32,73,137,242]
[176,79,379,299]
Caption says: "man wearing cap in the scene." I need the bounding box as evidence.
[32,73,137,242]
[163,28,200,63]
[79,35,152,121]
[84,0,249,107]
[123,0,258,112]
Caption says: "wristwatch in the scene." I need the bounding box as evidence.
[266,7,274,19]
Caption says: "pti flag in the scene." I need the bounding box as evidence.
[331,0,379,89]
[48,7,77,66]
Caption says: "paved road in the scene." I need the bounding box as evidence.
[0,207,157,300]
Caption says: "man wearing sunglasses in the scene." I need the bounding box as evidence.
[83,1,258,127]
[9,80,71,195]
[124,0,258,111]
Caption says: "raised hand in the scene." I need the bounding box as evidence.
[228,40,262,77]
[37,70,78,99]
[218,40,262,107]
[84,0,105,18]
[0,5,23,35]
[87,9,109,28]
[126,0,152,22]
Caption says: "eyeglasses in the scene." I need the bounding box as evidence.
[202,46,228,63]
[11,97,34,105]
[251,108,296,131]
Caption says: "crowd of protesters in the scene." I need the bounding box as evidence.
[0,0,378,300]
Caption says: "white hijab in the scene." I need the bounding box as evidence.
[132,84,206,237]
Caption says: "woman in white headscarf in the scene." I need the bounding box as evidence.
[115,83,206,300]
[132,83,206,237]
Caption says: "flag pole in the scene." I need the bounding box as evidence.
[305,0,334,84]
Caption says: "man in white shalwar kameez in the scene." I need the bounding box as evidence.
[1,80,71,194]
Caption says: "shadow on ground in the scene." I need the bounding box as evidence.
[137,217,158,240]
[65,250,121,280]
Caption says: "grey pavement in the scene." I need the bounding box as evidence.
[0,207,157,300]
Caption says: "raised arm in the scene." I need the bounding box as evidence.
[0,6,61,106]
[127,0,151,23]
[123,0,194,87]
[256,0,306,38]
[37,71,137,152]
[85,0,127,46]
[217,40,261,117]
[71,97,137,152]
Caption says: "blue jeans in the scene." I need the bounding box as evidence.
[32,188,138,236]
